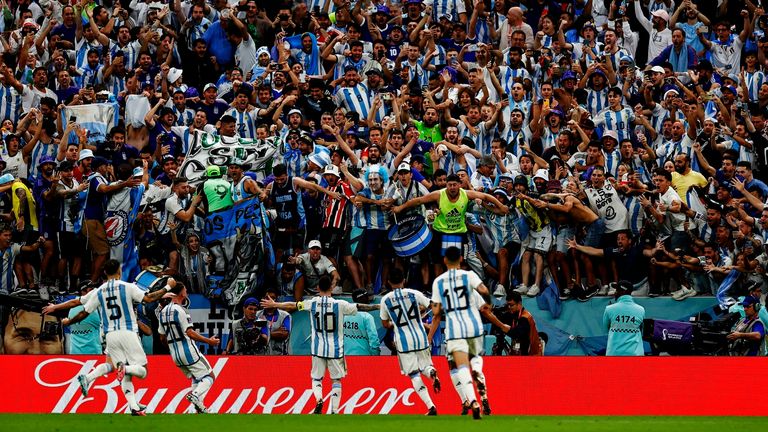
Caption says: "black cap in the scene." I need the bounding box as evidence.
[91,156,110,170]
[513,175,528,187]
[219,114,236,123]
[58,160,75,171]
[696,60,713,71]
[365,68,383,76]
[344,65,358,73]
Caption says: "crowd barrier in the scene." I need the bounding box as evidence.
[4,355,766,415]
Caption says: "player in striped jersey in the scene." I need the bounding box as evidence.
[430,247,490,419]
[379,268,441,415]
[63,260,172,416]
[261,276,379,414]
[158,282,220,414]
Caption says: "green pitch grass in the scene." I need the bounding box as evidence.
[1,414,765,432]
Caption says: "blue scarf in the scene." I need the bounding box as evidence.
[669,44,688,73]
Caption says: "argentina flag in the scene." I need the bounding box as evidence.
[62,103,120,145]
[106,183,146,282]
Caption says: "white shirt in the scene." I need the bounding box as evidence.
[658,186,686,231]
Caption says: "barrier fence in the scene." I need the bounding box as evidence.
[4,355,765,415]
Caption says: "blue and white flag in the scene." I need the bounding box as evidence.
[62,102,120,144]
[105,183,145,282]
[202,197,270,305]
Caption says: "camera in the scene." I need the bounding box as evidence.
[234,320,269,355]
[279,13,290,20]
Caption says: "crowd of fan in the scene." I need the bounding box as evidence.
[0,0,766,318]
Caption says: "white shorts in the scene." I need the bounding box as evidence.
[446,336,484,356]
[311,356,347,380]
[178,356,213,381]
[105,330,147,366]
[397,348,434,376]
[526,225,553,254]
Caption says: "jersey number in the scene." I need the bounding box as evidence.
[443,285,469,312]
[390,303,420,327]
[615,315,637,324]
[105,296,122,321]
[314,311,336,333]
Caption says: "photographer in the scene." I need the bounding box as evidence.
[490,291,543,356]
[224,297,269,355]
[255,289,291,355]
[727,296,766,356]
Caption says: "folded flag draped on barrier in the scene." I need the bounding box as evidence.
[106,184,146,282]
[202,197,267,306]
[62,103,120,144]
[178,132,278,185]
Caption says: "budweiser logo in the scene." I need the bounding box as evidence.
[34,357,419,414]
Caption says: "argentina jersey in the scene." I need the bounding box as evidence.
[299,296,358,359]
[0,85,23,123]
[158,303,202,366]
[594,107,635,143]
[84,279,145,334]
[223,107,259,139]
[334,83,372,120]
[380,288,431,353]
[745,70,765,102]
[0,244,22,293]
[431,269,485,340]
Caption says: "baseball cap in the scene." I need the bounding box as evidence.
[323,164,340,178]
[243,297,259,307]
[288,109,304,118]
[696,60,714,71]
[161,154,176,163]
[663,89,680,99]
[650,66,665,74]
[610,280,634,293]
[491,187,509,199]
[132,167,144,178]
[651,9,670,22]
[513,175,529,187]
[308,239,322,249]
[721,85,737,95]
[352,288,372,303]
[561,71,577,82]
[740,296,760,307]
[206,165,223,178]
[203,83,217,92]
[397,162,411,173]
[374,5,391,15]
[0,173,14,185]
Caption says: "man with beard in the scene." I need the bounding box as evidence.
[334,67,373,124]
[323,38,370,80]
[144,103,182,156]
[700,13,752,74]
[578,64,613,118]
[157,177,202,275]
[22,67,57,111]
[393,174,509,274]
[407,106,443,145]
[320,164,355,266]
[633,1,672,62]
[445,102,501,156]
[500,108,533,157]
[671,154,707,208]
[535,106,566,151]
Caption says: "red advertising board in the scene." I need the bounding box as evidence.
[2,355,763,415]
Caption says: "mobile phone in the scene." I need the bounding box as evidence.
[299,72,306,83]
[269,62,277,70]
[700,25,709,33]
[69,115,76,123]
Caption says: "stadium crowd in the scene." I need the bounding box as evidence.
[1,0,768,355]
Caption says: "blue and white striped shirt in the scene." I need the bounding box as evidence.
[430,269,485,340]
[593,107,635,143]
[84,279,145,335]
[223,107,259,140]
[158,303,203,366]
[0,244,22,294]
[380,288,431,353]
[334,82,373,120]
[299,296,358,359]
[0,85,24,124]
[355,188,389,230]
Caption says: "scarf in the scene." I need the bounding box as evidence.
[282,32,322,75]
[669,44,688,73]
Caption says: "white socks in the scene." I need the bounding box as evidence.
[85,363,113,385]
[193,376,214,400]
[312,379,323,404]
[410,374,434,409]
[456,366,476,404]
[120,376,140,411]
[450,369,467,403]
[124,365,147,379]
[330,382,342,414]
